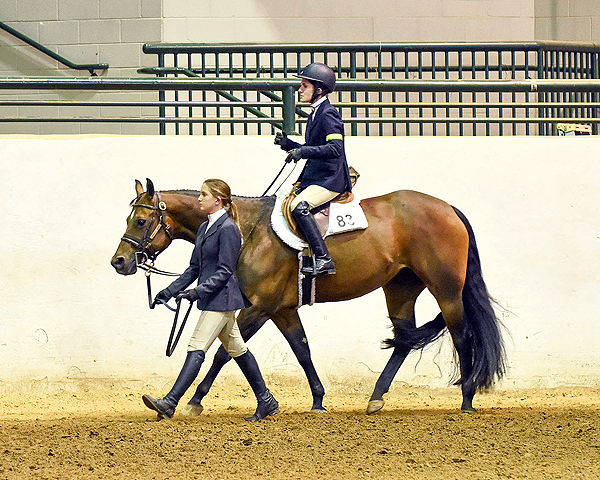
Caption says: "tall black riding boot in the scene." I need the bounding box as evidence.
[142,350,205,419]
[291,201,336,275]
[234,350,279,422]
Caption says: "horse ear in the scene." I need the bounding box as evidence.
[135,179,144,196]
[146,178,155,199]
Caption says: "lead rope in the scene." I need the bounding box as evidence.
[165,296,194,357]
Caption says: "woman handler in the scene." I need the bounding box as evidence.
[274,62,352,275]
[143,179,279,422]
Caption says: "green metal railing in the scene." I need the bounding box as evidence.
[1,77,599,136]
[0,21,108,75]
[140,42,600,136]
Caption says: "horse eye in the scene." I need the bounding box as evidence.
[137,219,147,228]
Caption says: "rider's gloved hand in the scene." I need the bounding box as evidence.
[274,131,294,151]
[152,288,172,308]
[177,288,199,303]
[274,131,286,145]
[287,148,303,162]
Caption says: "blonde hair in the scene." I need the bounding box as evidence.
[203,178,239,225]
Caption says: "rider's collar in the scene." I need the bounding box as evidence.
[311,96,327,112]
[206,207,226,231]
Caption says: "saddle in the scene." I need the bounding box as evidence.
[272,167,367,252]
[281,166,361,237]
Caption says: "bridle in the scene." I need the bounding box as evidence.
[121,192,179,312]
[121,191,190,356]
[121,192,174,266]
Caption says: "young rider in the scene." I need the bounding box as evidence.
[274,62,352,276]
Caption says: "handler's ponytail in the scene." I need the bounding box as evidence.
[203,178,239,226]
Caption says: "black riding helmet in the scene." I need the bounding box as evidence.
[295,63,336,101]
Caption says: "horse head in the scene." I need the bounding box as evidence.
[111,178,174,275]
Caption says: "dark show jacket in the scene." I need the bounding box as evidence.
[166,212,250,311]
[282,98,352,194]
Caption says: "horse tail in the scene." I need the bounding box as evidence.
[383,313,446,351]
[452,206,507,390]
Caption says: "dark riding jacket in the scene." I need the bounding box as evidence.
[280,98,352,194]
[165,212,250,311]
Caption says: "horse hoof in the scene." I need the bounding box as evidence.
[180,404,204,417]
[366,399,384,415]
[461,406,478,414]
[310,407,327,413]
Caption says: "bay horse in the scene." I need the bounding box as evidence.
[111,178,505,414]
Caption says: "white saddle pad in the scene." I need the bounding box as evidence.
[270,182,369,251]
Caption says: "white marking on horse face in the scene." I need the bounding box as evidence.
[127,210,134,223]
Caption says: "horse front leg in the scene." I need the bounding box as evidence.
[272,308,326,413]
[184,307,271,412]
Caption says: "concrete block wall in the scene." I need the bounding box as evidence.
[0,0,162,134]
[535,0,600,42]
[161,0,536,43]
[1,0,161,75]
[1,0,599,135]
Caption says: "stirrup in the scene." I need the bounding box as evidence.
[301,256,336,276]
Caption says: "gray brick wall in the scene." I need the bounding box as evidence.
[0,0,162,133]
[1,0,599,134]
[161,0,537,43]
[535,0,600,42]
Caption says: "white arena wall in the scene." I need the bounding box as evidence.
[1,135,599,395]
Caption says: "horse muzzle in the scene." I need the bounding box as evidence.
[110,254,137,275]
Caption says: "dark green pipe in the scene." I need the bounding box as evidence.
[2,77,600,93]
[143,41,600,55]
[0,21,108,75]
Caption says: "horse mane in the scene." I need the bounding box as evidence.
[162,189,200,197]
[160,189,274,204]
[131,188,275,209]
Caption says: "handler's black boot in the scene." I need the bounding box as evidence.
[234,350,279,422]
[142,350,204,419]
[292,201,336,275]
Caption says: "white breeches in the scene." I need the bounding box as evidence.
[187,310,248,358]
[290,184,339,211]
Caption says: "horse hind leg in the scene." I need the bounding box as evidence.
[437,297,479,412]
[441,207,507,413]
[367,315,417,414]
[368,272,445,414]
[368,311,447,414]
[439,292,502,413]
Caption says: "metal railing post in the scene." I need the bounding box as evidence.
[282,85,296,134]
